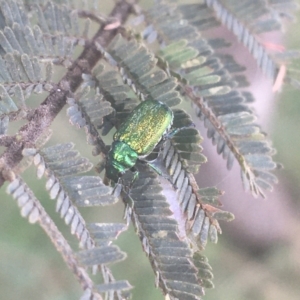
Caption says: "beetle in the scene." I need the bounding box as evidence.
[105,99,183,185]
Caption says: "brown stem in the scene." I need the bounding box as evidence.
[0,0,134,186]
[78,10,109,24]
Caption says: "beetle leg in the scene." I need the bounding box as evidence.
[146,161,177,190]
[112,178,135,213]
[129,166,139,188]
[164,123,196,140]
[140,146,177,190]
[112,178,123,197]
[123,189,135,210]
[124,202,133,225]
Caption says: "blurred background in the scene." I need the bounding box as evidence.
[1,1,300,299]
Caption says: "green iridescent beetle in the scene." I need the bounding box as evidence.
[105,99,179,184]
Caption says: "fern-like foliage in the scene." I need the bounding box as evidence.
[124,165,207,299]
[139,1,279,198]
[6,175,103,299]
[22,143,132,298]
[0,0,297,299]
[178,0,298,80]
[95,35,234,258]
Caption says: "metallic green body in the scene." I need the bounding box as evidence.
[106,99,173,182]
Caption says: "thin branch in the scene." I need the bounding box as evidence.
[0,135,15,147]
[0,0,134,186]
[77,10,110,24]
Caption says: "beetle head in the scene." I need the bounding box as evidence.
[105,141,138,183]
